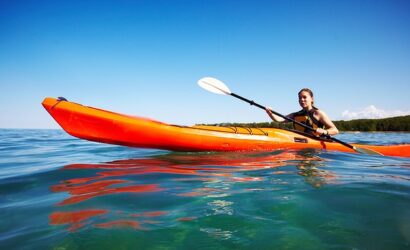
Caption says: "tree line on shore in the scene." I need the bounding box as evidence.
[200,115,410,132]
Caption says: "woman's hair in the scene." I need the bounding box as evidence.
[298,88,318,109]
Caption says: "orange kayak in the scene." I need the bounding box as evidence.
[42,97,410,157]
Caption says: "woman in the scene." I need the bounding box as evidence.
[266,88,339,137]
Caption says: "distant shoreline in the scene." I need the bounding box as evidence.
[197,115,410,132]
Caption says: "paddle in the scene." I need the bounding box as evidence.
[197,77,383,156]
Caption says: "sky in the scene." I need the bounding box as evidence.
[1,0,409,129]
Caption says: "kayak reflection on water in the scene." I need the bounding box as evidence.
[49,150,336,231]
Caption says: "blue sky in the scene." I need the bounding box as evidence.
[1,0,409,128]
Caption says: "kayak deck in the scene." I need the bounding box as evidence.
[42,97,410,157]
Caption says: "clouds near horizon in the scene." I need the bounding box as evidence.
[342,105,410,120]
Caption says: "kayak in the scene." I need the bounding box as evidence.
[42,97,410,157]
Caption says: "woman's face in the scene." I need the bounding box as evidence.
[298,91,313,109]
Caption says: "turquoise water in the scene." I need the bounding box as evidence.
[1,129,410,249]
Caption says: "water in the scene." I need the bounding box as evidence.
[1,129,410,249]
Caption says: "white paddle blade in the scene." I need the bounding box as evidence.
[197,77,231,95]
[354,146,384,156]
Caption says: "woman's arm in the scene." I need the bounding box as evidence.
[315,110,339,136]
[266,107,292,122]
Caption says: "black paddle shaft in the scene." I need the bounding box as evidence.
[230,92,315,131]
[230,92,355,150]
